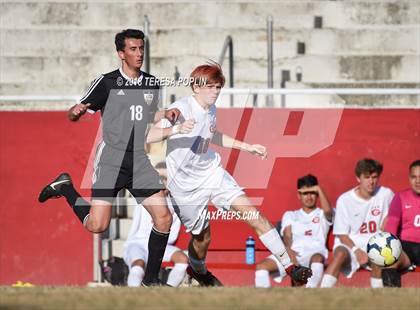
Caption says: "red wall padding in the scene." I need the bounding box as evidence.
[1,109,419,284]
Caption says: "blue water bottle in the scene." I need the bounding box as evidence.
[246,236,255,264]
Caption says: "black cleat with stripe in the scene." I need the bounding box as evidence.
[38,173,72,203]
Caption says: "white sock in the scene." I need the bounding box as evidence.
[320,274,337,288]
[259,229,291,268]
[255,269,271,288]
[127,265,144,287]
[306,262,324,288]
[189,256,207,274]
[167,263,188,287]
[370,277,383,288]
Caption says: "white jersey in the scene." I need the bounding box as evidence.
[161,96,221,192]
[124,197,181,246]
[333,186,394,249]
[281,208,332,255]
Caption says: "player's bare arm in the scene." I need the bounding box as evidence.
[68,103,91,122]
[338,234,369,265]
[307,185,333,221]
[212,131,267,159]
[146,118,195,144]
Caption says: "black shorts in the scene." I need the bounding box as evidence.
[401,240,420,265]
[91,142,164,203]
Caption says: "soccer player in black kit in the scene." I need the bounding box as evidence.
[39,29,180,286]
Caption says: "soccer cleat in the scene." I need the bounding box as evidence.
[186,265,223,287]
[285,265,312,285]
[381,268,401,287]
[38,173,72,203]
[141,279,168,287]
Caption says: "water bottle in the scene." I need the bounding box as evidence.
[246,236,255,264]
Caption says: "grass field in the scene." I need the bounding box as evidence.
[1,287,419,310]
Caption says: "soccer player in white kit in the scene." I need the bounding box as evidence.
[255,174,333,288]
[123,162,188,287]
[147,62,312,286]
[320,158,393,288]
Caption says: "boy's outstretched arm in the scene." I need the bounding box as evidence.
[212,131,267,159]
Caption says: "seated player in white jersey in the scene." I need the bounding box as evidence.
[255,174,333,288]
[146,62,312,286]
[320,158,410,288]
[123,162,188,287]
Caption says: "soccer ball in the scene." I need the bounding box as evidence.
[366,232,402,267]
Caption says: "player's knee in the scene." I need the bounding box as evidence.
[88,220,108,233]
[311,254,325,264]
[256,262,268,271]
[153,211,173,232]
[132,259,145,268]
[333,247,349,262]
[174,252,189,264]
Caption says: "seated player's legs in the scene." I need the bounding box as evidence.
[255,256,284,288]
[380,250,411,287]
[321,244,383,288]
[123,243,147,287]
[401,241,420,266]
[306,253,325,288]
[168,248,189,264]
[330,245,355,277]
[164,245,188,287]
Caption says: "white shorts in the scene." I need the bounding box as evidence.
[268,248,328,283]
[170,167,245,235]
[123,242,181,267]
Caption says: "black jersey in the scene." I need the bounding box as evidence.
[80,69,160,152]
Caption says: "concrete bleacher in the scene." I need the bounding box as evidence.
[1,0,419,105]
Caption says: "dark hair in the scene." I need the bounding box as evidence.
[297,174,318,189]
[155,162,166,169]
[355,158,383,177]
[409,159,420,171]
[115,29,144,51]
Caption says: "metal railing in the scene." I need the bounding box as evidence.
[1,88,419,110]
[218,36,234,106]
[143,15,151,74]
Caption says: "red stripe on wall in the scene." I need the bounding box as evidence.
[283,111,304,135]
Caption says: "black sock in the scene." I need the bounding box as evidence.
[60,184,91,224]
[143,227,170,284]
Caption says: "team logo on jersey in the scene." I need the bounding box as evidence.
[312,216,320,223]
[116,76,124,87]
[371,207,381,216]
[304,230,313,236]
[144,91,154,105]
